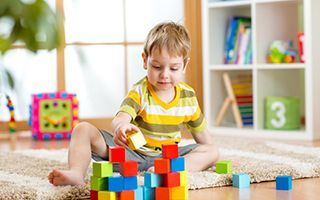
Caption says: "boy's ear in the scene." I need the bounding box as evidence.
[183,57,190,73]
[142,53,147,70]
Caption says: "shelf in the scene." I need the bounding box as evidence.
[209,0,251,8]
[209,64,254,70]
[256,63,305,69]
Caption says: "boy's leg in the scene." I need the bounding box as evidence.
[48,122,108,186]
[183,144,219,172]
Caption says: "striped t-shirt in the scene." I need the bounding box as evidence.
[118,77,206,156]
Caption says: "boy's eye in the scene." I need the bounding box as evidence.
[171,68,179,71]
[152,65,161,69]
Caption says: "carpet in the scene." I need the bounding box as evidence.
[1,136,320,199]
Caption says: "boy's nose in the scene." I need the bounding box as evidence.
[160,69,169,79]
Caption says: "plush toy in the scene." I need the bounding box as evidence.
[267,40,297,63]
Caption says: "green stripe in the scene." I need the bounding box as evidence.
[187,114,204,128]
[187,118,206,133]
[139,127,180,138]
[180,89,195,98]
[135,116,180,133]
[178,96,198,107]
[119,105,137,119]
[121,98,140,113]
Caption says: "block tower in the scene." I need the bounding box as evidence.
[29,92,79,140]
[91,146,139,200]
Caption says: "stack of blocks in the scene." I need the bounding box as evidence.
[152,144,188,200]
[91,146,139,200]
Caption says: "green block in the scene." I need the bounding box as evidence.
[90,176,109,191]
[265,96,300,130]
[216,160,232,174]
[93,161,113,177]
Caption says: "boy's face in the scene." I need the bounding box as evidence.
[142,48,186,92]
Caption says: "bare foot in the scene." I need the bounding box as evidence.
[48,169,85,186]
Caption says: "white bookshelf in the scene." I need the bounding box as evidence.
[202,0,320,140]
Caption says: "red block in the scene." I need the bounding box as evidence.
[155,187,170,200]
[90,190,98,200]
[163,172,180,187]
[154,158,170,174]
[162,144,178,159]
[109,146,126,163]
[120,160,138,176]
[118,190,134,200]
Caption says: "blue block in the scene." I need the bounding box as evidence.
[134,186,144,200]
[276,176,292,190]
[144,172,162,188]
[108,176,124,192]
[143,186,155,200]
[124,176,138,190]
[233,173,250,188]
[171,157,185,172]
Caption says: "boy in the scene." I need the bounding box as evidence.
[48,22,219,186]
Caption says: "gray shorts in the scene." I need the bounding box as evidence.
[92,129,199,171]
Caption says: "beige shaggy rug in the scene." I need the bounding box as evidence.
[1,136,320,199]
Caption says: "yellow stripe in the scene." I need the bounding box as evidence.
[190,107,201,121]
[140,110,187,125]
[127,90,140,105]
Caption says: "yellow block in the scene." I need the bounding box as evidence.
[98,191,116,200]
[180,170,188,186]
[127,131,147,150]
[171,186,188,200]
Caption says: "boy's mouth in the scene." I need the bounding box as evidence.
[158,81,171,85]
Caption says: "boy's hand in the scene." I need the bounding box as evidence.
[114,123,140,147]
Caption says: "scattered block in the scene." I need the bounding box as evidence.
[92,161,113,177]
[155,187,171,200]
[276,176,292,190]
[127,131,147,150]
[123,176,138,190]
[233,173,250,188]
[98,191,117,200]
[144,172,162,188]
[179,171,188,187]
[163,172,180,187]
[216,160,232,174]
[171,157,185,172]
[162,144,179,159]
[120,160,138,176]
[154,158,171,174]
[109,146,126,163]
[108,176,124,192]
[118,190,135,200]
[171,186,188,200]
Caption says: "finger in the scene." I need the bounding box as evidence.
[130,125,140,132]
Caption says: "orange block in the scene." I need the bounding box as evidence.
[162,144,178,159]
[163,172,180,187]
[118,190,134,200]
[154,158,170,174]
[155,187,170,200]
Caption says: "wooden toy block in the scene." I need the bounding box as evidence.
[123,176,138,190]
[143,186,155,200]
[108,176,124,192]
[233,173,250,188]
[118,190,135,200]
[92,161,113,178]
[144,172,162,188]
[155,187,170,200]
[162,144,178,159]
[90,190,98,200]
[171,156,185,172]
[276,176,292,190]
[127,131,147,150]
[109,146,126,163]
[134,186,144,200]
[90,176,108,191]
[98,191,117,200]
[120,160,138,176]
[171,186,188,200]
[154,158,171,174]
[179,170,188,187]
[216,160,232,174]
[163,172,180,187]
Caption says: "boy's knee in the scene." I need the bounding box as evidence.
[208,144,220,161]
[72,122,96,137]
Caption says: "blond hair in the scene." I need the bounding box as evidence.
[143,22,191,65]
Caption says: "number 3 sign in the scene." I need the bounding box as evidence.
[265,96,300,130]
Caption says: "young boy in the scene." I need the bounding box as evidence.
[48,22,219,186]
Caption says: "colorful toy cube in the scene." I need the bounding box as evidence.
[154,158,170,174]
[30,92,79,140]
[216,160,232,174]
[162,144,179,159]
[127,131,147,150]
[109,146,126,163]
[276,176,292,190]
[92,161,113,178]
[163,172,180,187]
[120,160,138,176]
[233,173,250,188]
[171,157,185,172]
[144,172,162,188]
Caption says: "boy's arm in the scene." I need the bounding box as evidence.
[112,112,140,146]
[191,128,213,145]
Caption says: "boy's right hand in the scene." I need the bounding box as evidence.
[113,123,140,147]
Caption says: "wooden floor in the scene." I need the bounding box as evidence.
[1,132,320,200]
